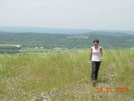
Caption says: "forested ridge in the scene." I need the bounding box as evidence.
[0,32,134,49]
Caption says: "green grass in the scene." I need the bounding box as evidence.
[0,49,134,101]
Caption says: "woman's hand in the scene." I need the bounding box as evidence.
[100,58,103,62]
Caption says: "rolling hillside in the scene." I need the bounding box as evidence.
[0,32,134,50]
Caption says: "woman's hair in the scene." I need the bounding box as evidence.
[93,39,99,43]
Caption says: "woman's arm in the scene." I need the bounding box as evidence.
[90,48,92,61]
[100,47,103,62]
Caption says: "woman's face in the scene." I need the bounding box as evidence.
[94,42,99,46]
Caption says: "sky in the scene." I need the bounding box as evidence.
[0,0,134,30]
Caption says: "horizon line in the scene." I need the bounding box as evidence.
[0,26,134,31]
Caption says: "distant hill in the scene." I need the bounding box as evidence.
[0,26,92,34]
[84,31,131,36]
[0,26,134,35]
[0,31,134,49]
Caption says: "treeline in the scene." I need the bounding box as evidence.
[0,46,21,49]
[0,46,21,54]
[0,49,21,54]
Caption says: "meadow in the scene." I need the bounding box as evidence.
[0,48,134,101]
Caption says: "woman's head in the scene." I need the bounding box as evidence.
[93,39,99,46]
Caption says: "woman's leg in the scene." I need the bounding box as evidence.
[91,61,96,81]
[95,62,101,80]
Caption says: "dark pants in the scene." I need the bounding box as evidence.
[91,61,101,81]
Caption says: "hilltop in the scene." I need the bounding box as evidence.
[0,49,134,100]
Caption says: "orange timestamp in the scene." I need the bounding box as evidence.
[96,88,129,93]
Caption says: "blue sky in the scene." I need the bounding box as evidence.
[0,0,134,30]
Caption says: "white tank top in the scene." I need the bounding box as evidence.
[91,46,101,61]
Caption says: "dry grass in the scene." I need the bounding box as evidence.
[0,49,134,101]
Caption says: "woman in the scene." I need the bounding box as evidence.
[90,39,102,85]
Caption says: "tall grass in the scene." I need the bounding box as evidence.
[0,49,134,101]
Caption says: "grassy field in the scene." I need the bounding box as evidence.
[0,49,134,101]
